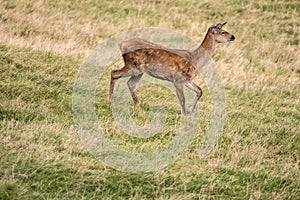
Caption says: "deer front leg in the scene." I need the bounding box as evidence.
[185,81,202,113]
[173,82,186,115]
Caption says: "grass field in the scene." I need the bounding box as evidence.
[1,0,299,199]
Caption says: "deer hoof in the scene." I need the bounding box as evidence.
[134,103,140,109]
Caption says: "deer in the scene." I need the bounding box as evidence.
[108,22,235,115]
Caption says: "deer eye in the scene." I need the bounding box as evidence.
[221,31,225,35]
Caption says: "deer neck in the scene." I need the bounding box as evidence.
[200,31,216,54]
[191,31,216,68]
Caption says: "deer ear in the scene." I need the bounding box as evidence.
[222,22,227,27]
[212,27,218,34]
[215,23,222,29]
[215,22,227,29]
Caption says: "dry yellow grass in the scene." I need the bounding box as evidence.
[0,0,299,199]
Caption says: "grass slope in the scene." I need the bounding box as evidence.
[0,0,299,199]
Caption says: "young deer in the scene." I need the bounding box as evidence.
[108,22,235,114]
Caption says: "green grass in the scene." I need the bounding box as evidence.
[1,0,299,199]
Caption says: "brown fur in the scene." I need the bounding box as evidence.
[122,48,197,80]
[108,22,235,114]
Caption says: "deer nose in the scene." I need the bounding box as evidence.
[230,35,235,41]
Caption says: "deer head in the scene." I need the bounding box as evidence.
[210,22,235,43]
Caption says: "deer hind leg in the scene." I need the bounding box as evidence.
[108,67,131,103]
[127,74,143,106]
[185,81,202,113]
[173,82,186,115]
